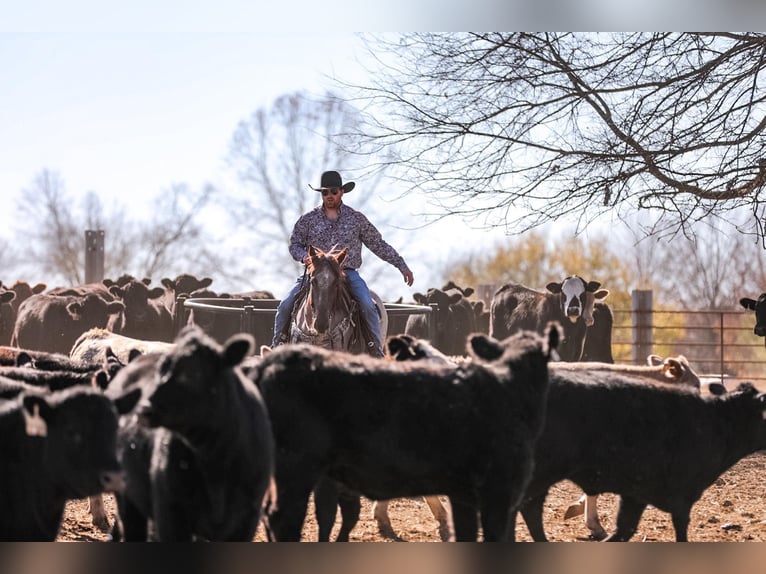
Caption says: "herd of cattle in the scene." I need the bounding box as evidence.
[2,272,766,542]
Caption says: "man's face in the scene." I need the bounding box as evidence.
[321,187,343,208]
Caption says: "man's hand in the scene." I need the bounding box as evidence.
[402,269,414,287]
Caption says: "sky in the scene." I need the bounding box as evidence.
[1,1,758,298]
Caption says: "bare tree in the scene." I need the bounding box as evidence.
[347,33,766,244]
[9,169,235,288]
[223,90,394,286]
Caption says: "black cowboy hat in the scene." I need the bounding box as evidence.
[308,170,355,193]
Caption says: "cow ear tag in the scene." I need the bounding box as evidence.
[24,403,48,437]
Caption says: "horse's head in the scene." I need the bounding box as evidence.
[306,245,348,333]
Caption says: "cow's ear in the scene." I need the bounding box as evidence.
[467,334,503,361]
[223,334,254,367]
[647,354,663,366]
[385,336,414,361]
[15,351,34,368]
[66,302,83,318]
[740,298,757,311]
[161,277,174,290]
[462,287,475,297]
[148,287,165,299]
[107,301,126,314]
[108,285,124,298]
[22,394,51,437]
[142,277,152,285]
[661,359,683,381]
[546,282,562,294]
[113,388,143,415]
[336,248,348,266]
[413,293,427,304]
[32,283,47,294]
[93,370,110,391]
[448,293,462,305]
[708,383,727,396]
[586,281,602,292]
[0,290,16,304]
[593,289,609,300]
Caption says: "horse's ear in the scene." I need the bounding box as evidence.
[309,245,319,258]
[336,248,348,266]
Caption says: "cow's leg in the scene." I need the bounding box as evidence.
[519,492,550,541]
[335,488,361,542]
[671,508,692,542]
[604,496,645,542]
[449,497,479,541]
[479,488,514,542]
[424,495,454,542]
[117,497,149,542]
[371,499,399,540]
[88,494,111,532]
[584,495,607,540]
[313,477,338,542]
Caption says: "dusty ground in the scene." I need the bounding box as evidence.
[57,452,766,543]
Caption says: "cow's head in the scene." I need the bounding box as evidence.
[740,293,766,344]
[547,276,608,326]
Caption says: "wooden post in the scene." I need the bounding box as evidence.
[632,289,653,364]
[85,230,105,284]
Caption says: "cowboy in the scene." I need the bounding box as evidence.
[272,170,414,357]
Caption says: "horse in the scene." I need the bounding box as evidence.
[289,245,387,354]
[283,244,392,541]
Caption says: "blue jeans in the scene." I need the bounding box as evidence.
[272,269,382,353]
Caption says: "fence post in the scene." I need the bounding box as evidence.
[84,230,105,284]
[632,289,653,364]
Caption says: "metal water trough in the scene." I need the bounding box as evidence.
[174,296,435,350]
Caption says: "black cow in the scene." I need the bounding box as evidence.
[514,372,766,542]
[740,294,766,343]
[0,385,129,540]
[580,300,614,363]
[107,278,175,343]
[404,287,477,356]
[12,293,126,355]
[490,276,609,362]
[251,325,559,542]
[107,326,275,541]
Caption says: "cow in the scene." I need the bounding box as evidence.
[0,385,130,540]
[580,300,614,363]
[69,328,174,366]
[404,286,477,356]
[551,354,701,539]
[0,345,106,373]
[106,326,275,541]
[160,273,214,317]
[0,286,16,346]
[383,334,706,541]
[740,294,766,342]
[7,281,47,313]
[513,372,766,542]
[12,293,125,355]
[107,278,175,342]
[250,324,559,542]
[490,276,609,362]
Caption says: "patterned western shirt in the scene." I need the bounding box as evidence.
[288,203,410,273]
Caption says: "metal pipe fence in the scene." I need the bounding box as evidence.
[611,308,765,385]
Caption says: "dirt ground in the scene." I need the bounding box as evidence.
[56,452,766,543]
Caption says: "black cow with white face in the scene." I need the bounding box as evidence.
[490,276,609,362]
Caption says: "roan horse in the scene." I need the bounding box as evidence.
[289,245,387,354]
[287,244,390,542]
